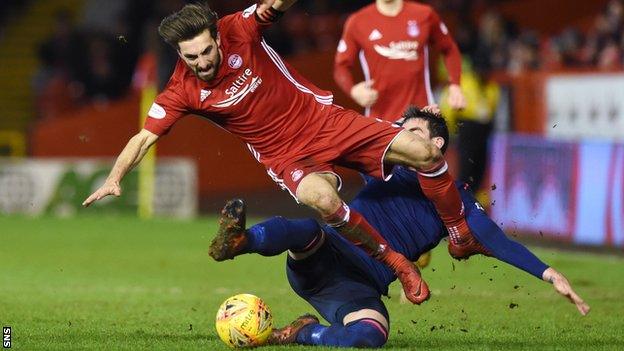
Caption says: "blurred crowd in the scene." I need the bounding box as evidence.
[14,0,624,117]
[544,0,624,70]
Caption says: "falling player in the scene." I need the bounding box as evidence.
[209,106,590,348]
[82,1,487,304]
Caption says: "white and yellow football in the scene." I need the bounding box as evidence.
[215,293,273,348]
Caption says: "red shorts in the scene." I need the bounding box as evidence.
[264,106,404,200]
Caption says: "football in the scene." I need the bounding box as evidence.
[215,293,273,348]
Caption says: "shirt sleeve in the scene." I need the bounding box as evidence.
[224,4,272,43]
[462,190,550,279]
[428,9,462,85]
[333,15,360,95]
[143,84,188,136]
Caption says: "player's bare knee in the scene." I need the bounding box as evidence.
[297,188,341,216]
[312,192,343,216]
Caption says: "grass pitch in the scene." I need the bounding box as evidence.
[1,215,623,350]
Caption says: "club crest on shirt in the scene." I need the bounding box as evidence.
[407,20,419,38]
[228,54,243,69]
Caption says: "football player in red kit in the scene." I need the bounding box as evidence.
[82,0,486,305]
[334,0,466,268]
[334,0,466,119]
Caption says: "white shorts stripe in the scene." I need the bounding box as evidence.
[246,143,261,162]
[267,168,299,202]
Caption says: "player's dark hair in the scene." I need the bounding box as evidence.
[401,106,450,154]
[158,2,218,49]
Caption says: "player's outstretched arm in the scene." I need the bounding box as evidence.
[542,267,590,316]
[82,129,159,207]
[465,201,590,316]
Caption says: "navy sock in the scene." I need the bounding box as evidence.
[242,217,322,256]
[295,319,387,348]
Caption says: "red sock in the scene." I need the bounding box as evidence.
[323,203,389,257]
[417,161,470,244]
[323,203,417,280]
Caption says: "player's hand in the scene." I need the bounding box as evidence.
[350,80,378,108]
[447,84,466,110]
[543,268,590,316]
[422,104,440,114]
[82,180,122,207]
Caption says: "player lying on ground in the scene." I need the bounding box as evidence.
[82,0,487,304]
[209,106,590,348]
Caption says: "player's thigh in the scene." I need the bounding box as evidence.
[296,172,342,215]
[343,308,389,331]
[385,130,442,169]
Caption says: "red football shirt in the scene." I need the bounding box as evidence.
[144,4,333,166]
[334,1,461,120]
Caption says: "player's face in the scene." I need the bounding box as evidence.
[178,29,222,82]
[403,118,445,150]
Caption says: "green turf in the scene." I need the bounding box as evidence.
[1,215,623,350]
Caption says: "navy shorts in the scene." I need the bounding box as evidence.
[286,233,389,326]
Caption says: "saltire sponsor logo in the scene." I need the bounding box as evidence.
[212,68,262,108]
[148,103,166,119]
[213,77,262,108]
[260,39,333,105]
[373,41,419,61]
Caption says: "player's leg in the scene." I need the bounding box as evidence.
[296,172,429,304]
[385,130,489,259]
[271,300,389,348]
[209,199,323,260]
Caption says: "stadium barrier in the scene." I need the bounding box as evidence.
[0,158,197,218]
[545,73,624,141]
[490,133,623,248]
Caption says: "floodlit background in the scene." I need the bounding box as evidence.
[0,1,623,350]
[3,0,617,246]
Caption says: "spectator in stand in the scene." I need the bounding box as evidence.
[507,31,540,74]
[474,10,513,72]
[440,55,499,192]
